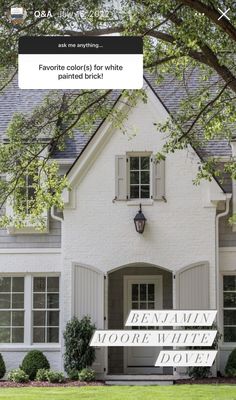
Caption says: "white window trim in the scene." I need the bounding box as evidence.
[232,179,236,232]
[222,273,236,345]
[0,276,25,344]
[32,275,60,345]
[127,199,154,206]
[0,273,61,349]
[5,147,49,234]
[6,211,49,235]
[5,177,49,234]
[127,152,153,201]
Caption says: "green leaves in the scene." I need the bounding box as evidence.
[63,316,96,373]
[0,0,236,226]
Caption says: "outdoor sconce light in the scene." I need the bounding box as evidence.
[134,204,146,234]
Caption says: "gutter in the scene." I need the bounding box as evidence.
[50,205,63,223]
[215,193,231,372]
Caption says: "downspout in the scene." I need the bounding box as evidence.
[50,205,63,223]
[215,193,231,372]
[50,205,63,371]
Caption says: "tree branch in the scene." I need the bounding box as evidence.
[199,44,236,93]
[177,0,236,42]
[144,55,179,68]
[57,23,236,94]
[0,69,17,92]
[64,27,124,36]
[157,8,236,94]
[0,89,113,209]
[142,4,183,37]
[176,79,232,142]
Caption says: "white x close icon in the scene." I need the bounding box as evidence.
[218,7,231,21]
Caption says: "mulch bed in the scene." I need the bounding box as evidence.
[0,380,105,388]
[1,378,236,387]
[175,377,236,385]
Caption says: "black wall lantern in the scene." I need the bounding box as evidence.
[134,204,146,234]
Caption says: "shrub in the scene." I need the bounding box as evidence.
[7,369,29,383]
[187,323,222,379]
[225,367,236,377]
[20,350,50,380]
[78,368,96,382]
[63,316,96,374]
[67,368,79,380]
[35,368,48,382]
[225,348,236,376]
[0,353,6,379]
[188,366,211,379]
[46,370,65,383]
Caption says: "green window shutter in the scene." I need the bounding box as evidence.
[152,158,165,200]
[115,155,127,200]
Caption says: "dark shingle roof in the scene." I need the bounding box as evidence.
[0,72,232,159]
[0,78,49,139]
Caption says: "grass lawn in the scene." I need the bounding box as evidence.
[0,385,235,400]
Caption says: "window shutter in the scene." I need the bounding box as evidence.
[152,159,165,200]
[74,264,105,373]
[115,155,127,200]
[175,263,209,309]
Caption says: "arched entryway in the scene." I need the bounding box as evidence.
[107,263,173,375]
[72,260,210,378]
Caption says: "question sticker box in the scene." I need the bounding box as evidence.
[18,36,143,89]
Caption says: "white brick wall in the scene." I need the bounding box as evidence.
[0,252,63,372]
[0,350,61,375]
[0,252,61,273]
[60,87,224,373]
[0,86,226,374]
[62,87,220,316]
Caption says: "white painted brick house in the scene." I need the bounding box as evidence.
[0,72,235,379]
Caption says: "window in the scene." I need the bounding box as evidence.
[6,171,49,234]
[132,283,155,331]
[115,154,165,201]
[32,277,60,343]
[129,156,150,199]
[223,275,236,342]
[17,174,36,215]
[0,277,24,343]
[132,283,155,310]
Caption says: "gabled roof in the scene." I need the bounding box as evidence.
[0,79,48,138]
[0,72,232,161]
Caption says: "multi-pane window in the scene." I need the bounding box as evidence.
[0,277,24,343]
[131,283,155,330]
[223,275,236,342]
[132,283,155,310]
[19,175,36,215]
[129,156,150,199]
[33,277,59,343]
